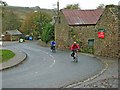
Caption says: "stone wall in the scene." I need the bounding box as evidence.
[70,26,95,48]
[94,5,119,58]
[118,6,120,59]
[55,12,96,50]
[55,5,119,58]
[55,12,70,50]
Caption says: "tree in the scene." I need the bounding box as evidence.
[20,11,53,40]
[64,4,80,9]
[41,23,54,43]
[2,7,21,32]
[97,4,105,9]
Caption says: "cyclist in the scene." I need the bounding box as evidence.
[70,42,80,60]
[50,41,56,51]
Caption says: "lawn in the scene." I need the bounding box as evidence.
[0,50,15,63]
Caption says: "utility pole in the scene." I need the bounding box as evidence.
[0,1,8,6]
[57,0,60,23]
[57,0,59,15]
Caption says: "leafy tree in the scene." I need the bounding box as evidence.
[97,4,105,9]
[20,11,52,39]
[41,23,54,43]
[20,12,34,35]
[64,4,80,9]
[2,7,21,32]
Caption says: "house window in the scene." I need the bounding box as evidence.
[88,39,94,47]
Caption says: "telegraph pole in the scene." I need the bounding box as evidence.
[57,0,59,15]
[57,0,60,23]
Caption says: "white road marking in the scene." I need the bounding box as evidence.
[49,55,53,58]
[50,58,55,68]
[17,44,56,68]
[19,51,22,52]
[39,49,56,68]
[35,72,38,74]
[0,41,2,46]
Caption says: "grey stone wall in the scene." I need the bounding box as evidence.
[94,5,119,58]
[70,26,95,48]
[55,5,119,58]
[118,6,120,59]
[55,12,96,50]
[55,12,70,50]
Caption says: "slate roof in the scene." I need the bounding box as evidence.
[5,30,22,35]
[61,9,103,26]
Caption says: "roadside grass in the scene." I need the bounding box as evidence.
[0,50,15,63]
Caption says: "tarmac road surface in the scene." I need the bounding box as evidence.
[2,41,104,88]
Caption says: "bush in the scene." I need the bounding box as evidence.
[41,23,54,43]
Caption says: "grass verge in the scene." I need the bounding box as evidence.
[0,50,15,63]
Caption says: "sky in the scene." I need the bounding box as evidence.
[2,0,120,9]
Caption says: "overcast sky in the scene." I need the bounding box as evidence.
[2,0,120,9]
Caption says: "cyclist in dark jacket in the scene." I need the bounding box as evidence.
[50,41,56,50]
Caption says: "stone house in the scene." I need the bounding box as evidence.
[55,9,103,50]
[94,5,119,58]
[55,5,119,58]
[3,29,22,41]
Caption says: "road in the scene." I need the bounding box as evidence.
[0,41,2,46]
[2,41,104,88]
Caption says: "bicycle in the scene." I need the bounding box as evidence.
[71,49,79,63]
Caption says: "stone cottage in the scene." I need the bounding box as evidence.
[94,5,119,58]
[55,8,103,50]
[55,5,119,58]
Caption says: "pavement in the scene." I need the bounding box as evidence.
[0,46,27,70]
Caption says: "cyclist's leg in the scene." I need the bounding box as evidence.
[73,51,75,59]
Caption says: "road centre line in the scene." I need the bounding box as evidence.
[39,49,56,68]
[16,44,56,68]
[49,56,55,68]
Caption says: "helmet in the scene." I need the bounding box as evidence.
[74,42,76,44]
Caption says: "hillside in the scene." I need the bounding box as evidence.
[0,5,55,33]
[1,5,55,20]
